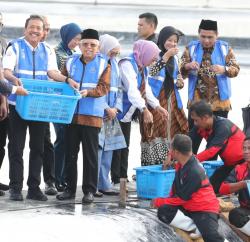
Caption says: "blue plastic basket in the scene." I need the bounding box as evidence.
[16,78,81,124]
[202,160,224,178]
[134,165,175,199]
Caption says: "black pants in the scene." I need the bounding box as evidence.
[0,117,8,168]
[229,207,250,228]
[64,124,99,194]
[111,121,131,184]
[158,205,224,242]
[42,123,55,184]
[8,105,46,191]
[210,164,237,194]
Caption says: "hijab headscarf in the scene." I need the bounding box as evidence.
[60,23,82,55]
[157,26,184,55]
[133,40,160,68]
[99,34,120,57]
[157,26,184,99]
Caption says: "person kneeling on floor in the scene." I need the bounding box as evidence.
[151,134,228,242]
[219,136,250,236]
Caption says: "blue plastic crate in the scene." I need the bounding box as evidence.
[202,160,224,178]
[134,165,175,199]
[16,78,81,124]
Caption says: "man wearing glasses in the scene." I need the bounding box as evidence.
[56,29,110,204]
[180,19,240,128]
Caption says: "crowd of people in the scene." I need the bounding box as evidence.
[0,11,249,242]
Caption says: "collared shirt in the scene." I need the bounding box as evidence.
[63,55,111,128]
[3,38,58,72]
[119,60,159,121]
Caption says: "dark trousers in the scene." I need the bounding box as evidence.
[0,117,8,168]
[64,124,99,194]
[158,205,224,242]
[42,123,55,184]
[8,105,46,191]
[53,123,66,185]
[210,164,236,193]
[229,207,250,228]
[111,121,131,184]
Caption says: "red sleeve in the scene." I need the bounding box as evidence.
[196,146,221,162]
[153,196,186,208]
[219,182,231,195]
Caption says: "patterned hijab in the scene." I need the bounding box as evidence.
[133,40,160,68]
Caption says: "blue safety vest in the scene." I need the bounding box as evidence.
[188,40,231,101]
[148,55,183,109]
[107,58,120,109]
[117,54,144,121]
[7,38,48,104]
[68,53,107,117]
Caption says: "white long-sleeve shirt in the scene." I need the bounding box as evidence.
[119,60,159,122]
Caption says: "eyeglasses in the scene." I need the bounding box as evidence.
[80,42,98,48]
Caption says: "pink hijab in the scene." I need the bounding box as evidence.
[133,40,160,68]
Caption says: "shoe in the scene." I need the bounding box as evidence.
[45,183,58,196]
[55,183,65,192]
[0,190,5,196]
[0,182,9,191]
[26,188,48,201]
[99,189,119,196]
[9,189,23,201]
[132,174,136,181]
[82,192,94,204]
[56,189,75,200]
[94,191,103,197]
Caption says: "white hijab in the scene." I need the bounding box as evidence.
[99,34,120,56]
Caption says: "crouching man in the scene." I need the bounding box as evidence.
[151,134,227,242]
[219,137,250,236]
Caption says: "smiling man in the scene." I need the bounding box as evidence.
[180,19,240,128]
[56,29,111,204]
[3,15,77,202]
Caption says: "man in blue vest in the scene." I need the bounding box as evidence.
[3,15,78,201]
[180,19,240,128]
[56,29,110,204]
